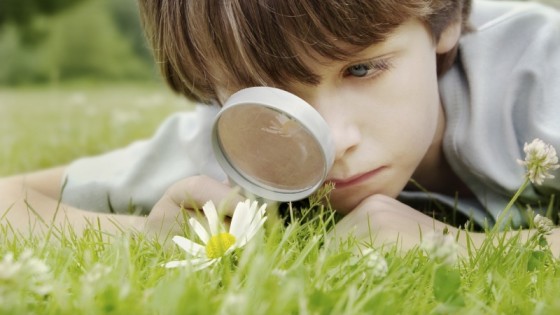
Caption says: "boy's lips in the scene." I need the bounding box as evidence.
[326,167,386,189]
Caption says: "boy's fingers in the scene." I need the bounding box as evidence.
[167,175,246,216]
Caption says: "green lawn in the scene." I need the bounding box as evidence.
[1,83,559,314]
[0,82,190,175]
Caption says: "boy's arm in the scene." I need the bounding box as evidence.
[330,194,560,257]
[0,167,146,236]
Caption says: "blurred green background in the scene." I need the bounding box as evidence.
[0,0,189,176]
[0,0,156,85]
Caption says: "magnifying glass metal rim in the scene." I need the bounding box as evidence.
[211,86,334,202]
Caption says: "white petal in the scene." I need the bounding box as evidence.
[172,235,205,256]
[236,216,267,248]
[189,257,214,266]
[163,260,190,268]
[192,259,219,271]
[188,218,210,243]
[231,200,266,239]
[242,217,267,246]
[236,238,248,249]
[245,204,267,235]
[203,200,220,235]
[229,199,251,239]
[163,258,214,269]
[256,202,268,217]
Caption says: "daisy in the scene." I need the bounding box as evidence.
[164,199,267,270]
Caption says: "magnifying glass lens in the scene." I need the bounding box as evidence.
[216,104,325,192]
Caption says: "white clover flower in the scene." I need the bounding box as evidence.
[220,293,248,312]
[81,263,112,284]
[420,230,459,266]
[0,249,53,297]
[164,199,267,270]
[517,138,560,185]
[361,248,388,279]
[534,214,554,236]
[271,268,288,279]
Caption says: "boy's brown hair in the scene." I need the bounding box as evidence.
[138,0,472,104]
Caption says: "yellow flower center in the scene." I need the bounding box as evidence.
[205,232,236,259]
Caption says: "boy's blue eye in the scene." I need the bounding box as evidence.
[344,59,392,78]
[347,64,370,77]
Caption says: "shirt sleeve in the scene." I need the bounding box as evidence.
[61,104,226,214]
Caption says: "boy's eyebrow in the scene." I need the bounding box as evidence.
[306,37,396,66]
[292,40,373,67]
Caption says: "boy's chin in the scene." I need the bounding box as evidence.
[330,190,402,216]
[329,194,364,215]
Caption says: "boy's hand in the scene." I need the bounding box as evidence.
[144,175,245,239]
[328,194,455,251]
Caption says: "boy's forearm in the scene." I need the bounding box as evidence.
[0,177,146,237]
[440,226,560,258]
[333,196,560,258]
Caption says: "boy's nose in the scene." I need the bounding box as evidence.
[305,93,362,161]
[328,116,362,160]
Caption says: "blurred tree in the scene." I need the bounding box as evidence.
[0,0,86,27]
[42,0,152,82]
[0,0,87,45]
[108,0,154,66]
[0,0,155,85]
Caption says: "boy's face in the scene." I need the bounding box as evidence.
[219,19,447,214]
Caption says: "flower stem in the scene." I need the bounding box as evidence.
[494,178,530,230]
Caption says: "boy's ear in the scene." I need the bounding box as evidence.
[436,21,462,54]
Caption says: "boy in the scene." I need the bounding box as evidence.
[1,0,559,254]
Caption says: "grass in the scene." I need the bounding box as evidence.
[0,82,189,175]
[1,83,560,314]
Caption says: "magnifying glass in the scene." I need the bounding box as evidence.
[212,87,334,202]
